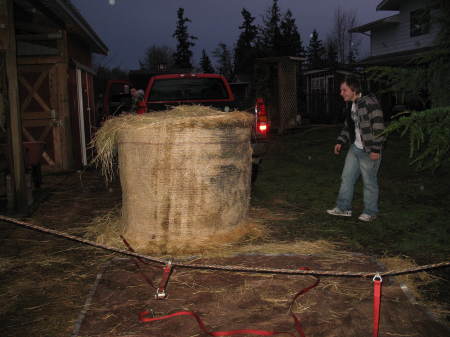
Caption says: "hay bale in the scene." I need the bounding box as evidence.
[93,106,255,252]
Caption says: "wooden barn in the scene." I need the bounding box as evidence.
[0,0,108,212]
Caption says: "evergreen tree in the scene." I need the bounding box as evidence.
[139,45,174,72]
[172,8,197,70]
[234,8,258,75]
[200,49,215,73]
[260,0,282,57]
[279,9,303,57]
[325,39,338,67]
[213,43,234,81]
[306,30,325,68]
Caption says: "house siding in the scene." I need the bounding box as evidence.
[371,0,440,56]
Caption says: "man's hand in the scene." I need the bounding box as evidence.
[370,152,380,160]
[334,144,342,155]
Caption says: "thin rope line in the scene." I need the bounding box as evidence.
[1,215,449,278]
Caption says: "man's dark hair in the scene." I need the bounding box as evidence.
[342,76,362,94]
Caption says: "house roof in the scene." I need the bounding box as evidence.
[256,56,305,63]
[303,67,357,76]
[35,0,108,55]
[349,14,400,33]
[376,0,402,11]
[356,46,435,66]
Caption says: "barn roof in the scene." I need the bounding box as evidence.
[34,0,108,55]
[376,0,402,11]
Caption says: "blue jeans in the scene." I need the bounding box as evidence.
[336,144,381,216]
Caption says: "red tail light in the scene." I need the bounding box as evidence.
[255,98,269,135]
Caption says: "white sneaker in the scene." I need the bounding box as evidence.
[326,207,352,217]
[358,213,377,222]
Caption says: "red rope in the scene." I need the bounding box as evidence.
[373,275,383,337]
[139,267,320,337]
[121,236,157,289]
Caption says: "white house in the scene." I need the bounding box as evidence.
[350,0,442,65]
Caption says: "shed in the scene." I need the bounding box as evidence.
[303,67,360,124]
[0,0,108,212]
[255,56,304,134]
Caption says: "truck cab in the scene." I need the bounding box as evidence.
[144,73,236,112]
[101,72,270,182]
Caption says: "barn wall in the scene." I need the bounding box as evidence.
[16,32,100,170]
[68,34,92,67]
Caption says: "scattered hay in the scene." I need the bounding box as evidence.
[379,256,439,301]
[318,278,371,300]
[84,205,269,256]
[249,206,301,221]
[0,257,16,273]
[24,254,71,267]
[235,239,339,256]
[84,205,354,260]
[84,205,126,250]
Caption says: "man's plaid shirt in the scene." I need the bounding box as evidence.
[337,94,385,153]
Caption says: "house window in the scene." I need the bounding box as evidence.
[410,8,430,37]
[311,77,326,91]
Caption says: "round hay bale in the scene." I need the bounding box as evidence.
[95,106,254,252]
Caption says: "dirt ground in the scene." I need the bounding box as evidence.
[0,170,449,337]
[77,255,449,337]
[0,170,121,337]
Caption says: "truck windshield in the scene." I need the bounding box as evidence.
[148,77,229,101]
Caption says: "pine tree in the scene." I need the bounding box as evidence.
[213,43,234,81]
[306,30,325,68]
[172,8,197,70]
[139,45,174,72]
[325,39,338,67]
[200,49,215,73]
[260,0,282,57]
[234,8,259,75]
[279,9,303,57]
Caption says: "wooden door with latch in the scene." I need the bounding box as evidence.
[18,63,59,167]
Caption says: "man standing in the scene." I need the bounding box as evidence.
[327,77,385,222]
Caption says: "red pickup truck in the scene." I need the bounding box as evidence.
[100,73,269,182]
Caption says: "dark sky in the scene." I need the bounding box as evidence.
[71,0,393,70]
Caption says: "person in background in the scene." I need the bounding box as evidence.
[326,76,385,222]
[130,87,145,114]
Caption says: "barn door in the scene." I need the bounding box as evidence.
[18,64,57,166]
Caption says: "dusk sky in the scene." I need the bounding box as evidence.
[71,0,395,70]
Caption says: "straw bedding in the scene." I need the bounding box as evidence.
[93,106,255,252]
